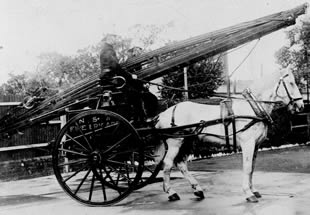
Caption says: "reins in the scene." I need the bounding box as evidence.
[142,79,280,105]
[143,72,302,106]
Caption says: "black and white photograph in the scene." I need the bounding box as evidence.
[1,0,310,214]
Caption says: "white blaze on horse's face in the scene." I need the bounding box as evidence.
[275,71,304,113]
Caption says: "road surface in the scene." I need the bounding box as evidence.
[1,169,310,215]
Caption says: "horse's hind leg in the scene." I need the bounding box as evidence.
[162,138,182,201]
[176,161,204,199]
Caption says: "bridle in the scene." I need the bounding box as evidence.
[275,73,303,105]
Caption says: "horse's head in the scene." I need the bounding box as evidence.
[274,69,304,113]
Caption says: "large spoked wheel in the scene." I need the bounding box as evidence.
[52,110,144,206]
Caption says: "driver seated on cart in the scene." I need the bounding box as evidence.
[99,42,158,126]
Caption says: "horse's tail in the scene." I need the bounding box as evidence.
[151,135,197,165]
[143,131,167,165]
[153,139,167,165]
[174,136,196,164]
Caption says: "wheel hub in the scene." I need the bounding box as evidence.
[90,151,102,165]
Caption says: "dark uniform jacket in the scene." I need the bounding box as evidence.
[99,42,158,120]
[99,43,133,81]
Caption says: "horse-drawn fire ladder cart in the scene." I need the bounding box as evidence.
[0,4,307,206]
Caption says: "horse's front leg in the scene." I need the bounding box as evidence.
[176,161,204,199]
[162,138,182,201]
[249,144,262,199]
[240,137,259,203]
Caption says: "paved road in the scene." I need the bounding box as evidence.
[1,169,310,215]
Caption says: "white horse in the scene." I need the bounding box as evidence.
[155,68,304,202]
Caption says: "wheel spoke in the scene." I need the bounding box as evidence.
[63,163,89,183]
[107,149,140,160]
[98,167,123,193]
[110,122,120,136]
[58,158,88,167]
[106,164,132,183]
[58,148,88,157]
[75,122,93,151]
[106,159,137,169]
[62,128,104,144]
[64,133,89,152]
[116,167,121,186]
[102,166,118,187]
[143,165,155,174]
[88,172,96,201]
[99,168,107,201]
[98,122,120,134]
[102,133,131,155]
[74,168,91,195]
[126,164,131,186]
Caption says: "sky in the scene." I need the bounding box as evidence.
[0,0,309,84]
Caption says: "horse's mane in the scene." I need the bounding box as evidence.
[250,68,287,96]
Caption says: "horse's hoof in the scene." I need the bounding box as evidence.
[246,195,259,203]
[253,191,262,198]
[194,191,205,199]
[168,193,181,201]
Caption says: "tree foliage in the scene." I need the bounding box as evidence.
[0,24,170,97]
[275,17,310,87]
[160,56,224,102]
[128,24,170,50]
[0,73,29,96]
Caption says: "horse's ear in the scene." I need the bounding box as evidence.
[278,67,291,78]
[283,65,295,76]
[278,67,285,75]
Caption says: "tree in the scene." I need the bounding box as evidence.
[128,24,170,51]
[36,50,102,89]
[0,24,171,97]
[0,73,54,97]
[275,18,310,88]
[0,73,28,96]
[160,56,224,102]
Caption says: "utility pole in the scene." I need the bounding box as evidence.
[307,77,309,103]
[222,53,230,97]
[183,67,189,100]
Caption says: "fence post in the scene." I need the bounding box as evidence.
[60,115,69,173]
[183,67,189,100]
[60,115,67,128]
[307,114,310,140]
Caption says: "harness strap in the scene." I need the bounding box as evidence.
[242,88,273,124]
[220,99,235,151]
[198,118,261,139]
[170,105,178,127]
[275,73,303,105]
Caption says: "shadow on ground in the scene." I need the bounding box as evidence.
[189,145,310,173]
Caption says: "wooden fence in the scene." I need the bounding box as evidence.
[290,102,310,142]
[0,95,62,179]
